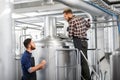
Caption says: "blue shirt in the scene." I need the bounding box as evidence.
[21,50,36,80]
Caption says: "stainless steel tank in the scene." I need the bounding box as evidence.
[34,35,78,80]
[110,49,120,80]
[33,16,80,80]
[0,0,16,80]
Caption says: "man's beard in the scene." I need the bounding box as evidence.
[31,46,36,50]
[67,17,72,22]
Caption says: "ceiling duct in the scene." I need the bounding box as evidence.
[53,0,106,16]
[14,0,54,9]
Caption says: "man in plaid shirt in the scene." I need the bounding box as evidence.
[63,8,91,80]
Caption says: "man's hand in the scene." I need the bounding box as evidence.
[39,60,46,69]
[28,60,46,73]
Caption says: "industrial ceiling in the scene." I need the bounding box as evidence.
[13,0,120,29]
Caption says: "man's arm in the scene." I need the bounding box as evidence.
[28,60,46,73]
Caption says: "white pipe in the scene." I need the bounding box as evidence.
[53,0,106,16]
[0,0,16,80]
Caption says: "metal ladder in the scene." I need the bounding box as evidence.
[79,50,107,80]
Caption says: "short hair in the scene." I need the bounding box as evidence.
[23,38,32,48]
[63,8,73,14]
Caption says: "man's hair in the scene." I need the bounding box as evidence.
[63,8,73,14]
[23,38,32,48]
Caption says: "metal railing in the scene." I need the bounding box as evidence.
[80,50,107,80]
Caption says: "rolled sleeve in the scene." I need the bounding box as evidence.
[24,60,31,72]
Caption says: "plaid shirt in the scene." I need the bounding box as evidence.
[68,16,90,38]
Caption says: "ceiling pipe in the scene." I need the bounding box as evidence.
[15,20,42,27]
[53,0,106,17]
[103,0,120,5]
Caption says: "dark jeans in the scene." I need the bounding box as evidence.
[73,37,91,80]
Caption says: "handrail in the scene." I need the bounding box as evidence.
[80,50,100,79]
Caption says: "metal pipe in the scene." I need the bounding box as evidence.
[116,16,120,48]
[91,25,117,28]
[25,27,42,30]
[112,17,116,51]
[44,16,50,37]
[91,20,117,24]
[53,0,105,16]
[103,0,120,5]
[16,26,42,30]
[14,10,87,20]
[93,17,100,80]
[15,20,42,27]
[44,16,57,37]
[94,17,98,50]
[49,17,56,37]
[104,71,107,80]
[0,0,16,80]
